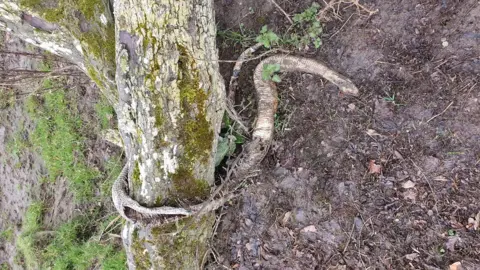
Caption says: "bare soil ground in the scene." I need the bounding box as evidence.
[212,0,480,269]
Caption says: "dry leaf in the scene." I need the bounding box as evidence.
[368,160,382,174]
[403,189,417,201]
[301,225,317,233]
[366,129,382,137]
[467,217,475,230]
[434,175,448,182]
[281,211,291,226]
[393,150,404,160]
[402,180,416,189]
[405,253,419,261]
[449,261,461,270]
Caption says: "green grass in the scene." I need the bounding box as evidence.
[16,202,126,270]
[5,56,126,270]
[26,85,100,201]
[42,215,125,270]
[6,122,30,161]
[16,202,43,270]
[95,96,116,130]
[100,156,124,197]
[0,226,14,242]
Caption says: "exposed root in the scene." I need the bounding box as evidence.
[317,0,378,21]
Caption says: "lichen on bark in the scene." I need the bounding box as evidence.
[2,0,225,268]
[113,0,224,268]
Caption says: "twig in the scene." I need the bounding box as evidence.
[193,48,291,63]
[342,220,356,253]
[328,13,353,40]
[426,101,453,123]
[270,0,293,24]
[410,159,439,215]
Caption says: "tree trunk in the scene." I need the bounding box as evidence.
[1,0,225,268]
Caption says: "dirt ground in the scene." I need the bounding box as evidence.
[211,0,480,269]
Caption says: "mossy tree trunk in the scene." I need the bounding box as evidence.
[0,0,225,268]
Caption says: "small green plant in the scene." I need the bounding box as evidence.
[215,114,247,166]
[287,2,323,49]
[255,25,279,48]
[383,93,405,106]
[217,24,257,48]
[447,229,456,236]
[0,227,14,242]
[37,60,52,72]
[261,63,281,82]
[0,88,16,109]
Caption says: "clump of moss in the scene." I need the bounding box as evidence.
[132,160,141,188]
[170,167,210,201]
[167,45,213,201]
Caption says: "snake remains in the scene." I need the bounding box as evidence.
[112,44,359,225]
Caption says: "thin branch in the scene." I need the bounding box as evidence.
[270,0,293,24]
[426,101,454,123]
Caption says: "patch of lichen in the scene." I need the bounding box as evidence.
[131,228,152,270]
[20,0,102,22]
[79,24,115,65]
[19,0,115,66]
[86,66,101,85]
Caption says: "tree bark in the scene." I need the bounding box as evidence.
[1,0,225,268]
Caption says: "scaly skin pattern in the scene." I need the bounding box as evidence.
[111,164,191,224]
[112,54,359,223]
[233,54,359,179]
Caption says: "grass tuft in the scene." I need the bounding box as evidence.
[26,84,100,201]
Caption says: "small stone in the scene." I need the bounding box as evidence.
[245,218,253,227]
[347,103,356,112]
[441,38,449,47]
[427,210,434,216]
[354,217,364,232]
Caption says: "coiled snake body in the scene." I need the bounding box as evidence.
[112,52,359,224]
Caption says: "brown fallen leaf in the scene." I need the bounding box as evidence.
[368,160,382,174]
